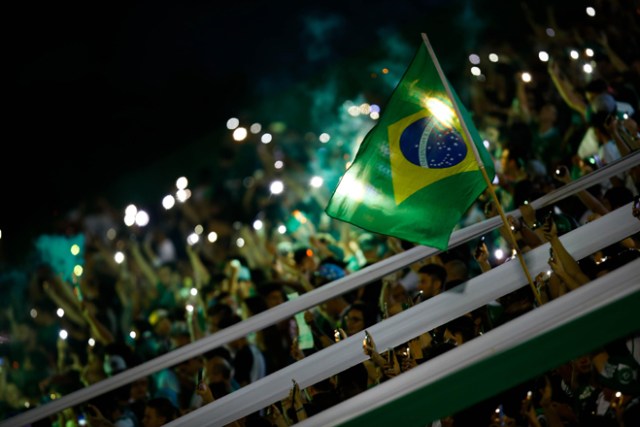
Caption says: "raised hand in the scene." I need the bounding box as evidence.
[541,215,557,242]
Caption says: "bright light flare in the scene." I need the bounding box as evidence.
[162,195,176,210]
[176,176,188,190]
[233,127,248,141]
[359,103,371,115]
[114,251,125,264]
[125,204,137,217]
[270,180,284,195]
[135,210,150,227]
[261,133,272,144]
[226,117,239,129]
[335,174,365,202]
[348,105,360,117]
[107,228,117,240]
[250,123,262,134]
[310,176,324,188]
[425,97,455,127]
[176,188,190,202]
[124,207,137,226]
[293,210,307,224]
[186,233,199,246]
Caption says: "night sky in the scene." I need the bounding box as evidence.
[3,0,575,262]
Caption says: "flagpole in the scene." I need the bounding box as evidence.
[420,32,542,306]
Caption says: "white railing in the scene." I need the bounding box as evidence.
[166,200,640,427]
[297,258,640,427]
[3,150,639,427]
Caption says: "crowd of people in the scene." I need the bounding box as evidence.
[2,1,640,426]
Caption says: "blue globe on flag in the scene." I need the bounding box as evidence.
[398,117,467,168]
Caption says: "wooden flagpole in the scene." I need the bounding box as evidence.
[420,32,542,306]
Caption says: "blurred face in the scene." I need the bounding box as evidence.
[322,297,345,317]
[176,357,202,384]
[344,308,365,335]
[265,290,284,309]
[153,317,172,337]
[206,356,231,383]
[129,377,150,401]
[417,274,440,298]
[539,103,557,122]
[142,407,165,427]
[500,148,519,177]
[572,355,592,374]
[208,314,224,333]
[390,284,407,304]
[443,328,463,346]
[298,254,317,274]
[157,266,173,286]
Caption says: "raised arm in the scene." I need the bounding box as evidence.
[42,277,85,327]
[554,165,608,216]
[128,239,159,299]
[186,244,211,289]
[80,301,115,346]
[542,216,590,290]
[547,59,587,120]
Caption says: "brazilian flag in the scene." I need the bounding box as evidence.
[325,36,495,250]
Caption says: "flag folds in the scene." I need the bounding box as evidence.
[325,40,495,250]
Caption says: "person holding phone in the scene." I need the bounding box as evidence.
[279,379,308,423]
[542,215,591,297]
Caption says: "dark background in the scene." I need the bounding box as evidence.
[2,0,580,263]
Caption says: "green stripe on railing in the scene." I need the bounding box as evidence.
[339,290,640,427]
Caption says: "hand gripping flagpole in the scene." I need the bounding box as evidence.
[420,32,542,306]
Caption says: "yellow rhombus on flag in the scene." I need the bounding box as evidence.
[325,38,495,251]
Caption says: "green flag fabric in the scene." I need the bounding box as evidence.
[325,40,495,250]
